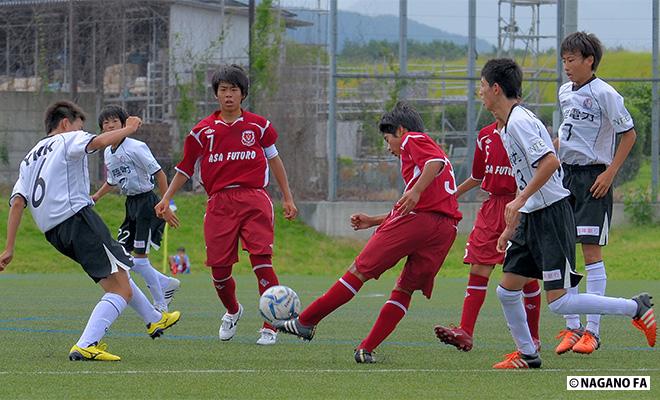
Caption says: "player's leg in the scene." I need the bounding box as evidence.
[249,254,280,344]
[522,278,542,349]
[571,243,606,353]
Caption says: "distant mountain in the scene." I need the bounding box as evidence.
[287,10,495,54]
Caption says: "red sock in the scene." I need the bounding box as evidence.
[251,254,280,330]
[211,266,240,314]
[299,271,364,326]
[523,280,541,341]
[359,290,412,352]
[459,273,489,336]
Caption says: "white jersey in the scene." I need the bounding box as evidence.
[501,105,570,213]
[558,77,634,165]
[103,138,161,196]
[10,130,96,232]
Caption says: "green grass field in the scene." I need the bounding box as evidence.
[0,193,659,398]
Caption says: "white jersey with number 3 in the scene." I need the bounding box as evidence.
[10,130,96,232]
[501,105,570,213]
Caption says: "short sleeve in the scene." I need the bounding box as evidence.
[508,118,553,167]
[175,128,205,179]
[63,130,96,160]
[260,120,278,148]
[601,89,634,134]
[9,172,29,208]
[401,134,445,168]
[471,136,486,181]
[135,142,162,175]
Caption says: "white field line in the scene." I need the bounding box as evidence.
[1,368,659,376]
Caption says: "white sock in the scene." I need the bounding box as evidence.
[128,279,162,324]
[132,257,165,305]
[76,293,127,348]
[585,261,607,335]
[497,285,537,355]
[549,292,637,317]
[563,285,582,329]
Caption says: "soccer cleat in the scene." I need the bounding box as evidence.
[354,348,376,364]
[69,342,121,361]
[632,293,656,347]
[434,324,473,351]
[492,351,542,369]
[572,330,600,354]
[164,277,181,306]
[272,317,316,341]
[554,326,584,354]
[219,304,244,341]
[256,328,278,345]
[147,310,181,339]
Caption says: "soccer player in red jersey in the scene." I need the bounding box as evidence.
[434,117,541,352]
[155,64,298,346]
[273,101,462,363]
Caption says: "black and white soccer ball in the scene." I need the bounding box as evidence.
[259,285,301,323]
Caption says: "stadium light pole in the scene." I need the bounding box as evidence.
[653,0,659,202]
[327,0,337,201]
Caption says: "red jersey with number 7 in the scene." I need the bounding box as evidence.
[175,110,277,196]
[399,131,462,220]
[472,122,517,195]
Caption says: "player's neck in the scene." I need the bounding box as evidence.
[494,99,519,125]
[219,108,242,123]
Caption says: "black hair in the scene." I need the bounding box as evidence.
[378,101,425,135]
[44,100,86,134]
[211,64,249,99]
[481,58,523,99]
[97,105,128,130]
[177,247,186,252]
[561,31,603,71]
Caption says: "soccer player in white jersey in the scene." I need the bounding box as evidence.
[0,101,181,361]
[478,59,655,369]
[554,32,638,355]
[92,105,181,312]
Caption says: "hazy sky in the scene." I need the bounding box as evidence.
[282,0,655,51]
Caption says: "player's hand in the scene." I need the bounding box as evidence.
[496,228,514,253]
[125,116,142,133]
[350,213,374,230]
[154,199,168,218]
[91,193,100,203]
[282,199,298,220]
[590,169,615,199]
[504,197,524,228]
[162,207,180,228]
[0,249,14,271]
[396,189,420,216]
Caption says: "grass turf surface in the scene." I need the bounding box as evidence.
[0,273,657,399]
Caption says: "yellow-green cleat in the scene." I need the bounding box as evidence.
[69,342,121,361]
[147,310,181,339]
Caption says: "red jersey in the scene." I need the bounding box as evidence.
[471,122,517,195]
[175,110,277,195]
[399,131,462,220]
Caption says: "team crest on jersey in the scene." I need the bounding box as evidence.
[583,97,593,109]
[241,130,256,146]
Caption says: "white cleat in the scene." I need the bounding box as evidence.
[219,304,244,341]
[256,328,278,345]
[164,277,181,307]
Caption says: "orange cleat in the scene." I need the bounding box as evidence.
[572,331,600,354]
[554,327,583,355]
[632,293,656,347]
[492,351,541,369]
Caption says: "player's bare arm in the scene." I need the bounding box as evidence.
[91,182,116,203]
[87,116,142,152]
[350,213,388,230]
[396,160,444,215]
[591,128,636,199]
[0,196,26,271]
[455,177,481,199]
[504,153,560,227]
[153,170,180,228]
[268,155,298,220]
[154,172,188,219]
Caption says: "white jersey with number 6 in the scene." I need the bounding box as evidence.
[10,130,96,232]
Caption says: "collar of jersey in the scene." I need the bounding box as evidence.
[571,75,597,92]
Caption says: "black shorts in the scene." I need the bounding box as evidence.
[45,206,133,283]
[503,198,582,291]
[562,163,613,245]
[118,191,166,255]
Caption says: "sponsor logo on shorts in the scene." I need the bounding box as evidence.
[134,240,146,249]
[577,226,600,236]
[543,269,562,281]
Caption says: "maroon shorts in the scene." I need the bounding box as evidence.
[204,188,274,267]
[355,211,458,298]
[463,193,515,266]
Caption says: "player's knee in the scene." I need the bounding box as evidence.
[496,285,520,304]
[585,263,607,281]
[548,293,571,314]
[211,265,233,285]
